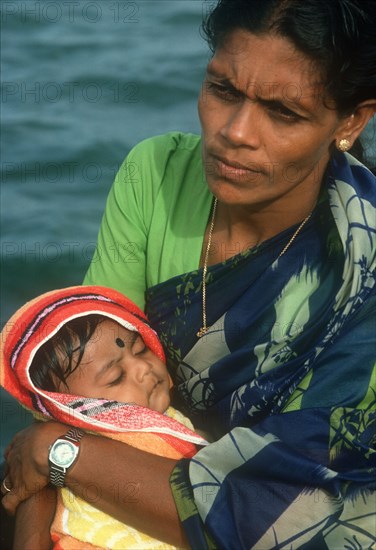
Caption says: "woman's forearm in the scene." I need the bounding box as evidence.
[4,422,189,547]
[65,434,187,547]
[26,425,188,547]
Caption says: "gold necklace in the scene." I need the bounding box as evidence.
[196,198,312,338]
[196,198,218,338]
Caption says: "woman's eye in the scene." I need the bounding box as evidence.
[268,102,302,122]
[205,81,241,102]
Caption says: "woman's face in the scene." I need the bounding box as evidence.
[198,30,348,209]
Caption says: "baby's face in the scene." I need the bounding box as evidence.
[60,319,171,413]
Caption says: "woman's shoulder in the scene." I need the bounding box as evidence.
[113,131,206,208]
[331,151,376,195]
[113,132,203,196]
[127,131,202,164]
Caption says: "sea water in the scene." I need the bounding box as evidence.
[1,0,210,453]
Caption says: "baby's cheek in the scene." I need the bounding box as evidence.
[163,390,172,411]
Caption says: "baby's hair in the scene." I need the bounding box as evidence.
[30,314,106,391]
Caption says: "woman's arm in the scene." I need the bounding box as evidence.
[68,433,188,546]
[13,486,56,550]
[3,422,188,548]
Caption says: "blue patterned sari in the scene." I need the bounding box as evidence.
[146,152,375,549]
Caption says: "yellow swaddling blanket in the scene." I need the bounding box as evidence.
[51,407,200,549]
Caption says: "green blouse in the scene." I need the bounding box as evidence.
[84,132,212,309]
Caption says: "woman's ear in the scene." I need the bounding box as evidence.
[335,100,376,151]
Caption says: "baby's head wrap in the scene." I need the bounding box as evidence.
[0,285,206,452]
[0,285,166,413]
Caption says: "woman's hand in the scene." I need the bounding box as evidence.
[2,421,67,515]
[13,486,57,550]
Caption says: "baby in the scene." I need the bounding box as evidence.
[30,311,172,415]
[1,285,206,549]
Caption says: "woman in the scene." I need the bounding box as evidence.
[2,0,375,548]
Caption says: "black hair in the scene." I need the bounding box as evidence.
[202,0,376,113]
[29,314,105,391]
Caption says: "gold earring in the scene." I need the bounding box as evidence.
[338,138,351,152]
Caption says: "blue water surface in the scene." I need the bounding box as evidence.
[1,0,210,452]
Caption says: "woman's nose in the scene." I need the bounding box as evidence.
[220,101,261,148]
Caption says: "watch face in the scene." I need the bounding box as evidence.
[50,440,78,467]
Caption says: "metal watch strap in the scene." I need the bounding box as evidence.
[49,427,84,487]
[63,427,84,444]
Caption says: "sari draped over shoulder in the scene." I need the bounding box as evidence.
[146,152,375,549]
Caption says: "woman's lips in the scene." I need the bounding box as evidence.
[211,154,263,180]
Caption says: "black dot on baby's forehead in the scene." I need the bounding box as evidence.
[115,337,125,348]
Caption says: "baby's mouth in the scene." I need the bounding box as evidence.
[151,379,162,391]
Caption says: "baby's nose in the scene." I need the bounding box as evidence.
[133,357,153,383]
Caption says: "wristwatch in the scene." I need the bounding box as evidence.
[48,427,84,487]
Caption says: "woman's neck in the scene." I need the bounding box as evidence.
[205,190,320,266]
